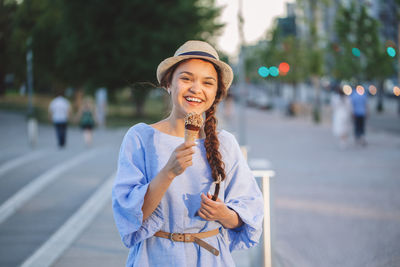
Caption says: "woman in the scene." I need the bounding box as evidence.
[112,40,264,266]
[77,97,96,146]
[331,87,352,148]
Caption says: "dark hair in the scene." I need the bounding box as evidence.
[160,59,227,201]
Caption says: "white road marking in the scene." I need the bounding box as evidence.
[0,148,105,224]
[21,172,115,267]
[0,150,48,178]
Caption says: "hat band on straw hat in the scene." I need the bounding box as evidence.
[178,51,217,59]
[157,40,233,89]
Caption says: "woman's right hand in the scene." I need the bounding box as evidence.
[162,141,196,180]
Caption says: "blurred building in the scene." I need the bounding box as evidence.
[276,3,297,38]
[294,0,398,46]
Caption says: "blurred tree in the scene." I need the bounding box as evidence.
[277,36,308,101]
[250,23,308,101]
[296,0,328,123]
[307,0,324,123]
[332,3,362,81]
[333,2,395,112]
[245,16,308,111]
[55,0,223,115]
[0,0,17,96]
[9,0,63,93]
[9,0,223,116]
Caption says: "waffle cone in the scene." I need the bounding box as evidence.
[185,129,198,142]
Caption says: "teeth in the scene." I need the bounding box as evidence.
[185,97,202,103]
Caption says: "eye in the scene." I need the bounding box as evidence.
[180,76,191,81]
[204,81,215,86]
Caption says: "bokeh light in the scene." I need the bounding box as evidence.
[258,66,269,77]
[356,85,365,95]
[343,84,352,96]
[394,86,400,97]
[280,71,288,76]
[368,85,377,96]
[387,47,396,57]
[352,47,361,57]
[279,62,290,73]
[269,66,279,77]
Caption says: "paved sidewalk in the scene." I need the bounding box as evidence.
[223,105,400,267]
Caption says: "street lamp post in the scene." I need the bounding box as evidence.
[26,37,34,115]
[237,0,247,148]
[26,36,38,147]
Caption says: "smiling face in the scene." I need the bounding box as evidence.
[168,59,219,118]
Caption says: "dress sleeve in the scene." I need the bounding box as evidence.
[222,135,264,251]
[112,127,164,248]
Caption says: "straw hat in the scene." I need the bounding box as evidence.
[156,40,234,90]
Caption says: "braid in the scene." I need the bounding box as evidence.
[204,71,227,201]
[204,102,225,179]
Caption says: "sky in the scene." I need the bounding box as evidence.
[215,0,294,57]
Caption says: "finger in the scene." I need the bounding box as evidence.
[201,193,215,208]
[198,206,212,219]
[177,141,196,151]
[183,141,196,148]
[176,148,195,158]
[208,192,223,203]
[200,202,214,216]
[182,148,195,157]
[181,154,194,163]
[182,160,192,169]
[197,209,210,220]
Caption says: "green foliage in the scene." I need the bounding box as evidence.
[8,0,223,105]
[279,36,309,84]
[0,0,18,95]
[246,20,308,86]
[332,2,395,82]
[8,0,63,92]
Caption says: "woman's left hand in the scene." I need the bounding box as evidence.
[198,193,243,229]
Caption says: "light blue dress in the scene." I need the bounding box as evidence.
[112,123,264,267]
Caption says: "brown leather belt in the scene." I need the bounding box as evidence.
[154,228,220,256]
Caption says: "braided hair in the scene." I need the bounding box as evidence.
[160,59,227,201]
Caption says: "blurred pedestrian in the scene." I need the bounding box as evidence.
[331,87,352,148]
[350,87,368,146]
[48,91,71,148]
[77,97,96,147]
[112,40,264,266]
[95,87,107,127]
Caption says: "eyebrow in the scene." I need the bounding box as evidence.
[178,71,217,82]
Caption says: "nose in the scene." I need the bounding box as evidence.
[189,80,202,94]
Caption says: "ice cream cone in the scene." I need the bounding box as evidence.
[185,129,198,142]
[184,112,203,142]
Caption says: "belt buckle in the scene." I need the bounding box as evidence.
[169,232,175,242]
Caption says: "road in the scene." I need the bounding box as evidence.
[0,102,399,267]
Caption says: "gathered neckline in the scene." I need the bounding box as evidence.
[140,122,206,141]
